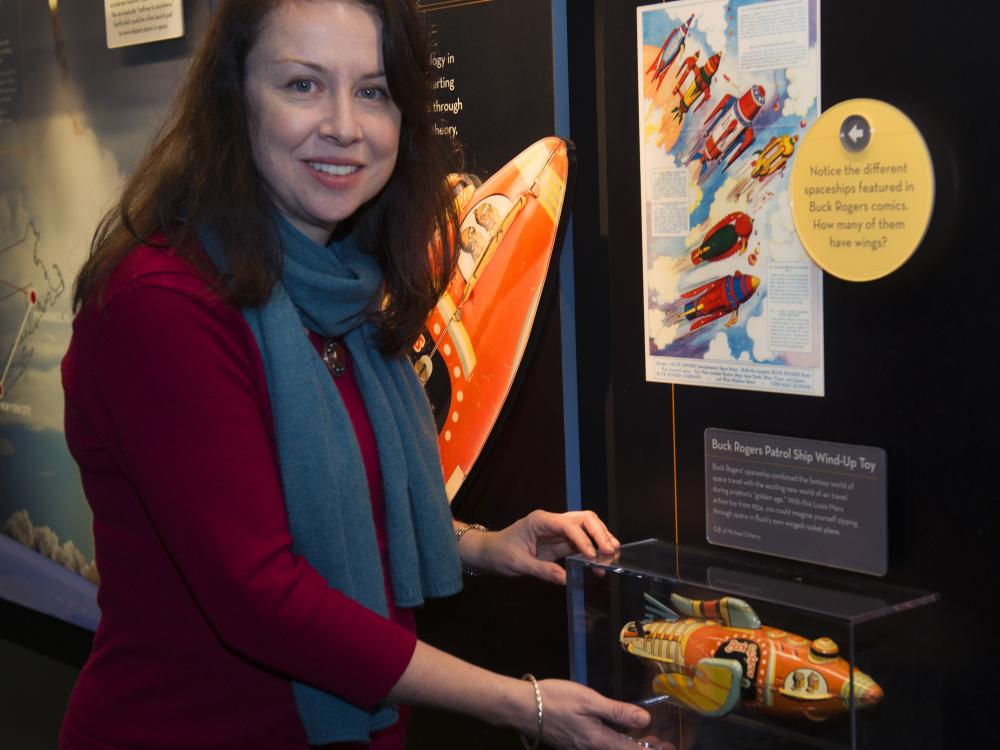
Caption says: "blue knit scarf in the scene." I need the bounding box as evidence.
[199,216,462,743]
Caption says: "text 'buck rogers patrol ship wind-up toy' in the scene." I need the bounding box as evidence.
[620,593,883,721]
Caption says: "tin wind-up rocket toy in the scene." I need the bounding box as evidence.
[620,593,883,721]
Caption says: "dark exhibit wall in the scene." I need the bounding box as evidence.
[419,0,555,179]
[3,0,997,747]
[570,0,996,744]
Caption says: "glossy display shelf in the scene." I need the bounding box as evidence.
[567,539,940,749]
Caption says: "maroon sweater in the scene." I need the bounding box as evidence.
[60,245,416,749]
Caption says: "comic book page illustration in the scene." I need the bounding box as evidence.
[638,0,824,395]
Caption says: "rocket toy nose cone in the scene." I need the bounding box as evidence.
[861,682,884,706]
[844,670,883,708]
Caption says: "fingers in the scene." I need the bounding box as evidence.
[540,680,653,750]
[595,726,663,750]
[534,510,620,557]
[579,511,620,555]
[519,557,567,586]
[539,561,567,585]
[560,519,599,558]
[503,509,622,585]
[584,699,652,750]
[603,697,651,730]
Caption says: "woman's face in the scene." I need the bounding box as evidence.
[244,0,401,245]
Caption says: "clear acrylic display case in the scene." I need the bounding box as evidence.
[567,539,940,749]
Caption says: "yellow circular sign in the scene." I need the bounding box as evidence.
[789,99,934,282]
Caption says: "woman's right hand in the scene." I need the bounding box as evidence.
[526,679,674,750]
[389,641,676,750]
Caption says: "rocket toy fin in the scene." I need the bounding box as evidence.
[689,312,723,332]
[651,658,743,717]
[724,128,757,172]
[703,94,733,128]
[626,640,679,665]
[643,593,680,622]
[645,46,663,75]
[670,594,762,629]
[724,310,739,327]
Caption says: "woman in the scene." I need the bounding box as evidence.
[60,1,654,749]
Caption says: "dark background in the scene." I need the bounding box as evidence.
[4,0,998,748]
[568,0,996,748]
[418,0,556,180]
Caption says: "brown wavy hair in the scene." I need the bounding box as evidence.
[73,0,459,356]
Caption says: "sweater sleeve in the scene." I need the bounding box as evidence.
[93,275,416,709]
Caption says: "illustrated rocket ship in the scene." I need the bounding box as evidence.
[646,14,696,91]
[671,51,722,122]
[751,134,799,180]
[689,85,766,183]
[690,212,753,265]
[680,271,759,331]
[620,593,883,721]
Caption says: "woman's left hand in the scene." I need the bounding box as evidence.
[457,510,620,585]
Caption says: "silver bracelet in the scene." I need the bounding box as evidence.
[454,522,487,545]
[520,673,543,750]
[455,523,487,576]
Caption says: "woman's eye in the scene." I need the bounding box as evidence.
[291,79,315,93]
[358,86,387,101]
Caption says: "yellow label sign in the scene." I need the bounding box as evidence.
[789,99,934,282]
